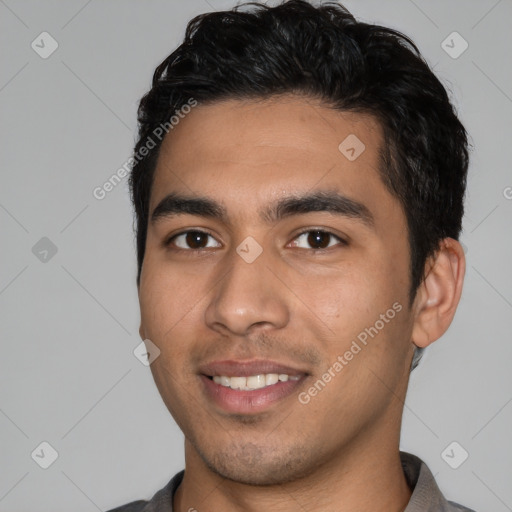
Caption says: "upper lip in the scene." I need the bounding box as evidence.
[199,359,309,377]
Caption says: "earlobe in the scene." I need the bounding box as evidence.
[411,238,466,349]
[139,324,145,340]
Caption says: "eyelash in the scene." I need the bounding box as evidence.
[164,228,348,252]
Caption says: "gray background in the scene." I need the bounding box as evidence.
[1,0,511,510]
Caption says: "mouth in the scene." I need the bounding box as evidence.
[199,359,309,414]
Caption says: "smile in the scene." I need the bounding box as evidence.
[201,374,307,414]
[211,373,301,390]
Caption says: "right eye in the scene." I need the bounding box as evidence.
[165,230,222,251]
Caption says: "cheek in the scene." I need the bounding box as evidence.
[139,274,172,340]
[139,267,199,398]
[304,254,409,360]
[138,249,206,336]
[310,260,389,320]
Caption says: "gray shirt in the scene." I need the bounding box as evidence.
[106,451,476,512]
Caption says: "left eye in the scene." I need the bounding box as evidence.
[289,230,345,250]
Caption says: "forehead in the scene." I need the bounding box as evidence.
[149,95,395,223]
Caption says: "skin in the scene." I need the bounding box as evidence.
[137,94,465,512]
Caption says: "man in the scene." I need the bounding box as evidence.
[109,1,474,510]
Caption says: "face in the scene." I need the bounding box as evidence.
[138,95,417,485]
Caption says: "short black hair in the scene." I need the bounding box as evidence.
[129,0,469,305]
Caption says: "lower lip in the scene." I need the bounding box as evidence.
[200,375,306,414]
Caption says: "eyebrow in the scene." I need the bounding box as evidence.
[150,190,374,228]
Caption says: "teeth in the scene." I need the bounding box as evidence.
[265,373,279,386]
[219,376,230,387]
[230,376,246,390]
[212,373,301,390]
[246,374,266,389]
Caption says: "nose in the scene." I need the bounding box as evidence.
[204,246,290,337]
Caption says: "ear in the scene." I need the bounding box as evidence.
[139,324,146,341]
[411,238,466,348]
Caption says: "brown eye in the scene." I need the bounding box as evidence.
[307,231,331,249]
[290,230,346,250]
[185,231,208,249]
[168,230,221,250]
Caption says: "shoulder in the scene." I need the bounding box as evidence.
[400,452,477,512]
[446,500,477,512]
[105,470,185,512]
[106,501,148,512]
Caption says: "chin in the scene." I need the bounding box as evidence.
[196,440,319,486]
